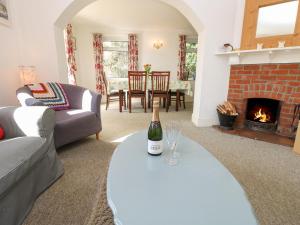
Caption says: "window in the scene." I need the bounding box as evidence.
[185,42,197,80]
[103,41,128,78]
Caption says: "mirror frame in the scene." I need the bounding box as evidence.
[241,0,300,50]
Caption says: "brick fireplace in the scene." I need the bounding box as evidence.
[227,63,300,136]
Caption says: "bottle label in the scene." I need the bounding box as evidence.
[148,140,163,155]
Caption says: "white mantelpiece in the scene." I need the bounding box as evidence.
[216,46,300,65]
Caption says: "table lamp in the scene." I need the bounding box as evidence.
[19,66,37,86]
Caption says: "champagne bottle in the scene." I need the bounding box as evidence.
[148,98,163,156]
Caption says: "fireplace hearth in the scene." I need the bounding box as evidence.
[245,98,281,132]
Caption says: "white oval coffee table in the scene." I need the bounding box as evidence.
[107,131,258,225]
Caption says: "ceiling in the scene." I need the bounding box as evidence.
[72,0,197,34]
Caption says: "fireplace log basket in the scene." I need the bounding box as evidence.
[217,110,238,130]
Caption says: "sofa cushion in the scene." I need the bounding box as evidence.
[54,109,100,147]
[0,126,4,140]
[0,137,46,197]
[55,109,95,122]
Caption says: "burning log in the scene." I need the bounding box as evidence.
[254,108,270,123]
[217,101,238,116]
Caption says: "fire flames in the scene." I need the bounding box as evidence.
[254,108,270,123]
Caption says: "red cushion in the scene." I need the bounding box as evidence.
[0,127,4,140]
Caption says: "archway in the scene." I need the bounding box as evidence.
[54,0,205,125]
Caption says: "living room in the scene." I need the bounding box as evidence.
[0,0,300,225]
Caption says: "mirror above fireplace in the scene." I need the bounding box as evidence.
[241,0,300,49]
[256,1,299,38]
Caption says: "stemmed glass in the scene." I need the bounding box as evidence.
[164,120,182,166]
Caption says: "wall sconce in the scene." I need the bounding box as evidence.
[153,40,163,49]
[19,66,37,85]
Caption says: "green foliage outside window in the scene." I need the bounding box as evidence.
[103,41,128,78]
[185,42,197,80]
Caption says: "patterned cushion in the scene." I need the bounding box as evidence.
[0,126,4,140]
[27,82,70,111]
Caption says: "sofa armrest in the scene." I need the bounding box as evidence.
[62,84,101,118]
[85,90,101,118]
[16,86,45,106]
[0,106,55,139]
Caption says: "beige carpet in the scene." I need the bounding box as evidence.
[24,102,300,225]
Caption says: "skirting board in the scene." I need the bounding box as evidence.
[192,113,219,127]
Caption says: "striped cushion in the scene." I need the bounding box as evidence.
[27,82,70,111]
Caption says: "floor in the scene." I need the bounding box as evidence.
[23,101,300,225]
[214,126,295,147]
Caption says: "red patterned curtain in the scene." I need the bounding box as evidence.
[93,33,106,95]
[177,35,186,80]
[64,24,77,85]
[128,34,138,71]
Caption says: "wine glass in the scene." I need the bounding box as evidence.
[164,120,182,166]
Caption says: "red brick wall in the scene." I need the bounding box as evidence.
[228,63,300,135]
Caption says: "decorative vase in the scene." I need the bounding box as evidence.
[144,64,152,77]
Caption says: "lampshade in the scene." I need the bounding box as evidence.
[153,40,163,49]
[19,66,37,85]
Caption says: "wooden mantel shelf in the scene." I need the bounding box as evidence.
[216,46,300,56]
[215,46,300,65]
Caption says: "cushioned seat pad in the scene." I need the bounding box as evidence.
[54,109,101,147]
[55,109,96,122]
[0,137,46,197]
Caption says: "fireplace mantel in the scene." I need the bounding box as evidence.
[216,46,300,65]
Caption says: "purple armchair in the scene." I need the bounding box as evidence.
[16,84,102,148]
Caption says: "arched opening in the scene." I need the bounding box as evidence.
[53,0,205,124]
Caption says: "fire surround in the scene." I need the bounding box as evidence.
[227,63,300,136]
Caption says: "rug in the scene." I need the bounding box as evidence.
[23,104,300,225]
[84,170,113,225]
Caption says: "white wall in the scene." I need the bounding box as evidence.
[71,0,197,91]
[0,0,20,106]
[139,31,185,79]
[0,25,19,106]
[0,0,75,105]
[0,0,243,127]
[72,23,195,91]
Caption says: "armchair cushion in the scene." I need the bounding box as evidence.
[0,127,4,140]
[62,84,101,118]
[0,136,46,197]
[16,86,45,106]
[0,107,55,139]
[54,109,101,147]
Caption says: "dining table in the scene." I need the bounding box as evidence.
[107,78,195,112]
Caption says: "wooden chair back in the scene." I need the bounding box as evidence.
[103,72,108,95]
[128,71,147,93]
[150,71,170,93]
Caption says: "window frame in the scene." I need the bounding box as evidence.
[103,40,129,78]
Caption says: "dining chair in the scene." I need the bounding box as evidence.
[149,71,170,112]
[104,75,126,112]
[169,90,186,111]
[128,71,147,113]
